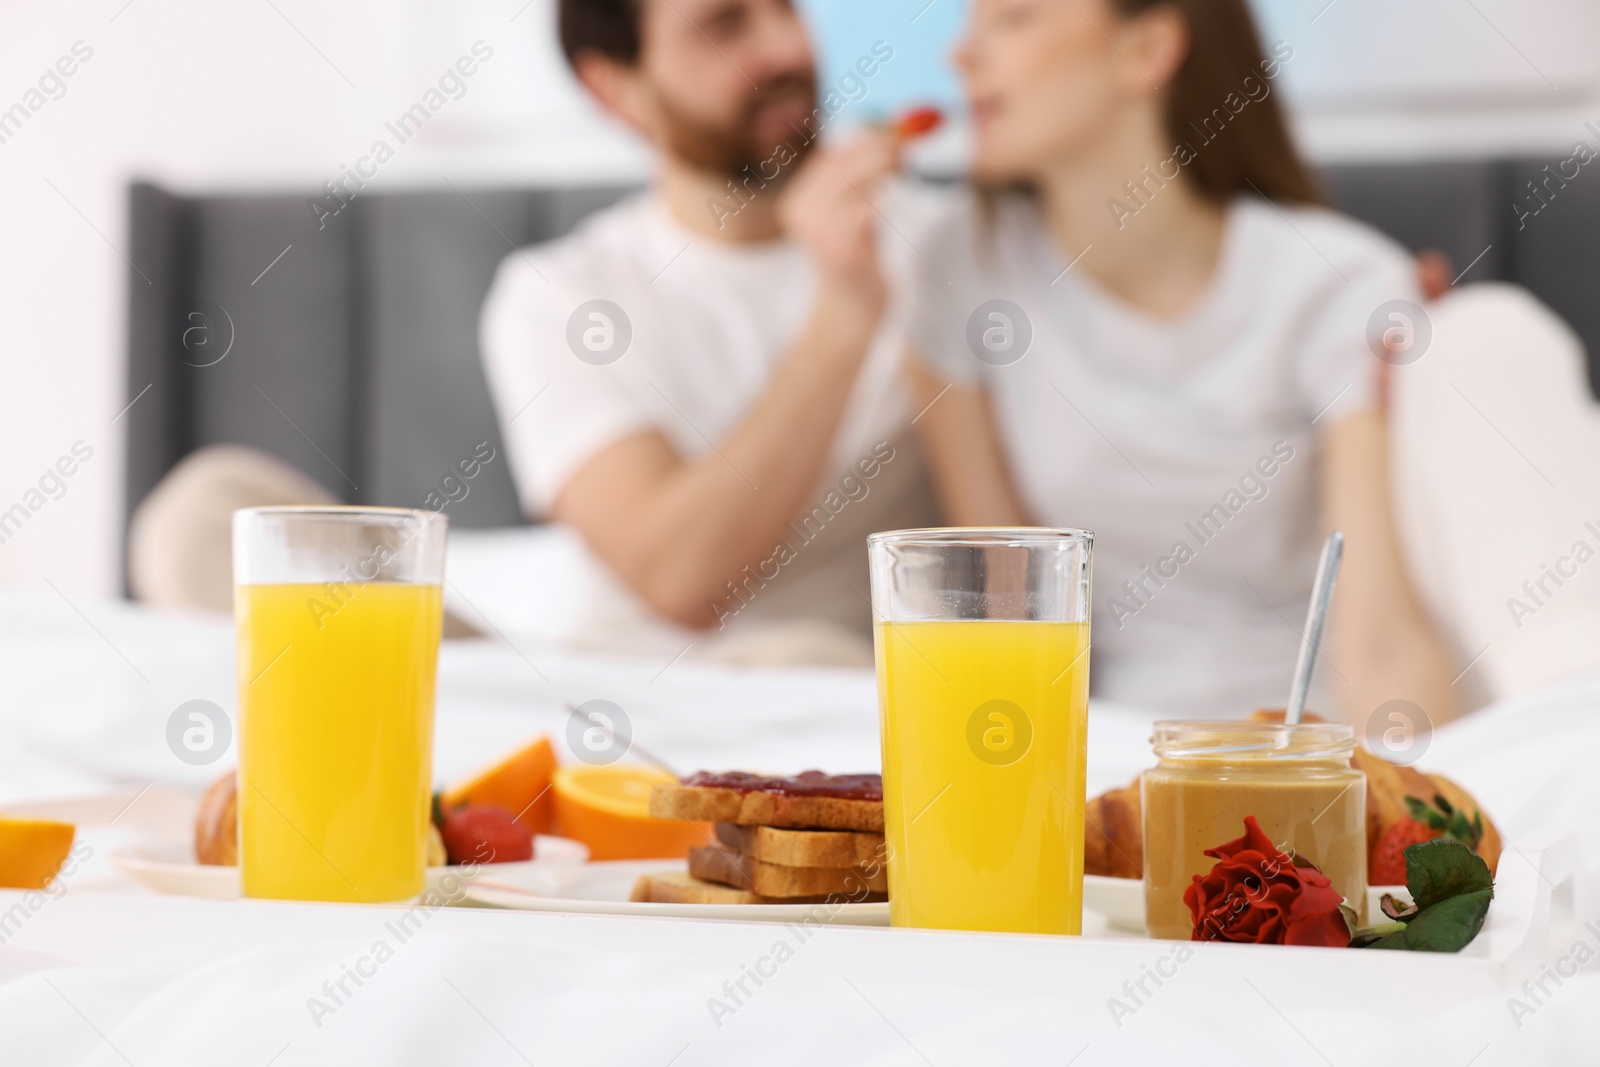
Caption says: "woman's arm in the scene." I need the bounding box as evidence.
[1321,409,1460,737]
[904,351,1032,526]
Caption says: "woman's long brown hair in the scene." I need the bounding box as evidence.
[1116,0,1323,205]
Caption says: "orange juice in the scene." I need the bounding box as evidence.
[876,619,1090,933]
[236,581,442,902]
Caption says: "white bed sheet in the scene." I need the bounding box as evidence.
[2,590,1599,1064]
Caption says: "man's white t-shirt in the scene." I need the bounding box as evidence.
[480,191,939,654]
[910,193,1421,718]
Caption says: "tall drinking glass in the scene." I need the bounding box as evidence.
[868,528,1093,934]
[234,506,447,902]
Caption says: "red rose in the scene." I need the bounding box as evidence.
[1184,816,1351,947]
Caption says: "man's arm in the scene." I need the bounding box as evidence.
[551,139,896,629]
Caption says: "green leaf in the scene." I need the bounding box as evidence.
[1406,839,1493,912]
[1349,921,1407,948]
[1365,928,1413,950]
[1365,890,1493,952]
[1356,839,1496,952]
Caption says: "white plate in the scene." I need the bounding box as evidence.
[1083,874,1411,934]
[466,859,892,925]
[111,836,589,901]
[1083,874,1147,932]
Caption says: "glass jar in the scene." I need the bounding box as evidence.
[1141,721,1366,940]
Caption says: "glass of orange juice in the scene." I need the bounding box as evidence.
[233,506,447,902]
[868,528,1093,934]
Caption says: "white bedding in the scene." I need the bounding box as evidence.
[0,587,1165,807]
[2,590,1599,1064]
[2,587,1594,850]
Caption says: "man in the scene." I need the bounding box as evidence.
[479,0,940,660]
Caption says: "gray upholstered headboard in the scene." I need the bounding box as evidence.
[123,159,1600,585]
[123,182,637,544]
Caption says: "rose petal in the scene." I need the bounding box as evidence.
[1240,816,1281,858]
[1190,819,1342,945]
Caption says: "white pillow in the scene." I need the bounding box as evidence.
[1389,283,1600,705]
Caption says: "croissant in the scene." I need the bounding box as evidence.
[1084,779,1143,878]
[1084,736,1502,882]
[194,769,237,866]
[193,768,448,867]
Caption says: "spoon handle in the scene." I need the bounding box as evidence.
[1285,531,1344,726]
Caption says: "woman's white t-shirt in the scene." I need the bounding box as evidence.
[910,193,1421,718]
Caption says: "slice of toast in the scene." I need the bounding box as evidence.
[714,823,886,869]
[629,870,863,906]
[650,783,883,832]
[689,844,888,898]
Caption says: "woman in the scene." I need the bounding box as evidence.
[906,0,1459,729]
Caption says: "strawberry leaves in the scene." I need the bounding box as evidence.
[1404,794,1484,851]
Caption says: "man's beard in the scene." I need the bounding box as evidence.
[654,70,819,181]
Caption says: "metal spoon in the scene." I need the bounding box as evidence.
[1284,531,1344,726]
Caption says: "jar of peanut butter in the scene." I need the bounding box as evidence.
[1141,721,1366,940]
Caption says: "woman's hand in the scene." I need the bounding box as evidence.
[903,351,1033,527]
[1321,409,1461,739]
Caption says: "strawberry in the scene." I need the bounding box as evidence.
[1370,794,1485,886]
[893,106,943,142]
[1371,818,1436,886]
[438,804,534,866]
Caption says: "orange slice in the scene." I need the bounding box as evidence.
[441,736,558,834]
[0,816,76,889]
[552,764,709,861]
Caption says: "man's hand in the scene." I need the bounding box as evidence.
[778,134,899,323]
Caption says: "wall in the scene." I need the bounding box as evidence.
[0,0,644,598]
